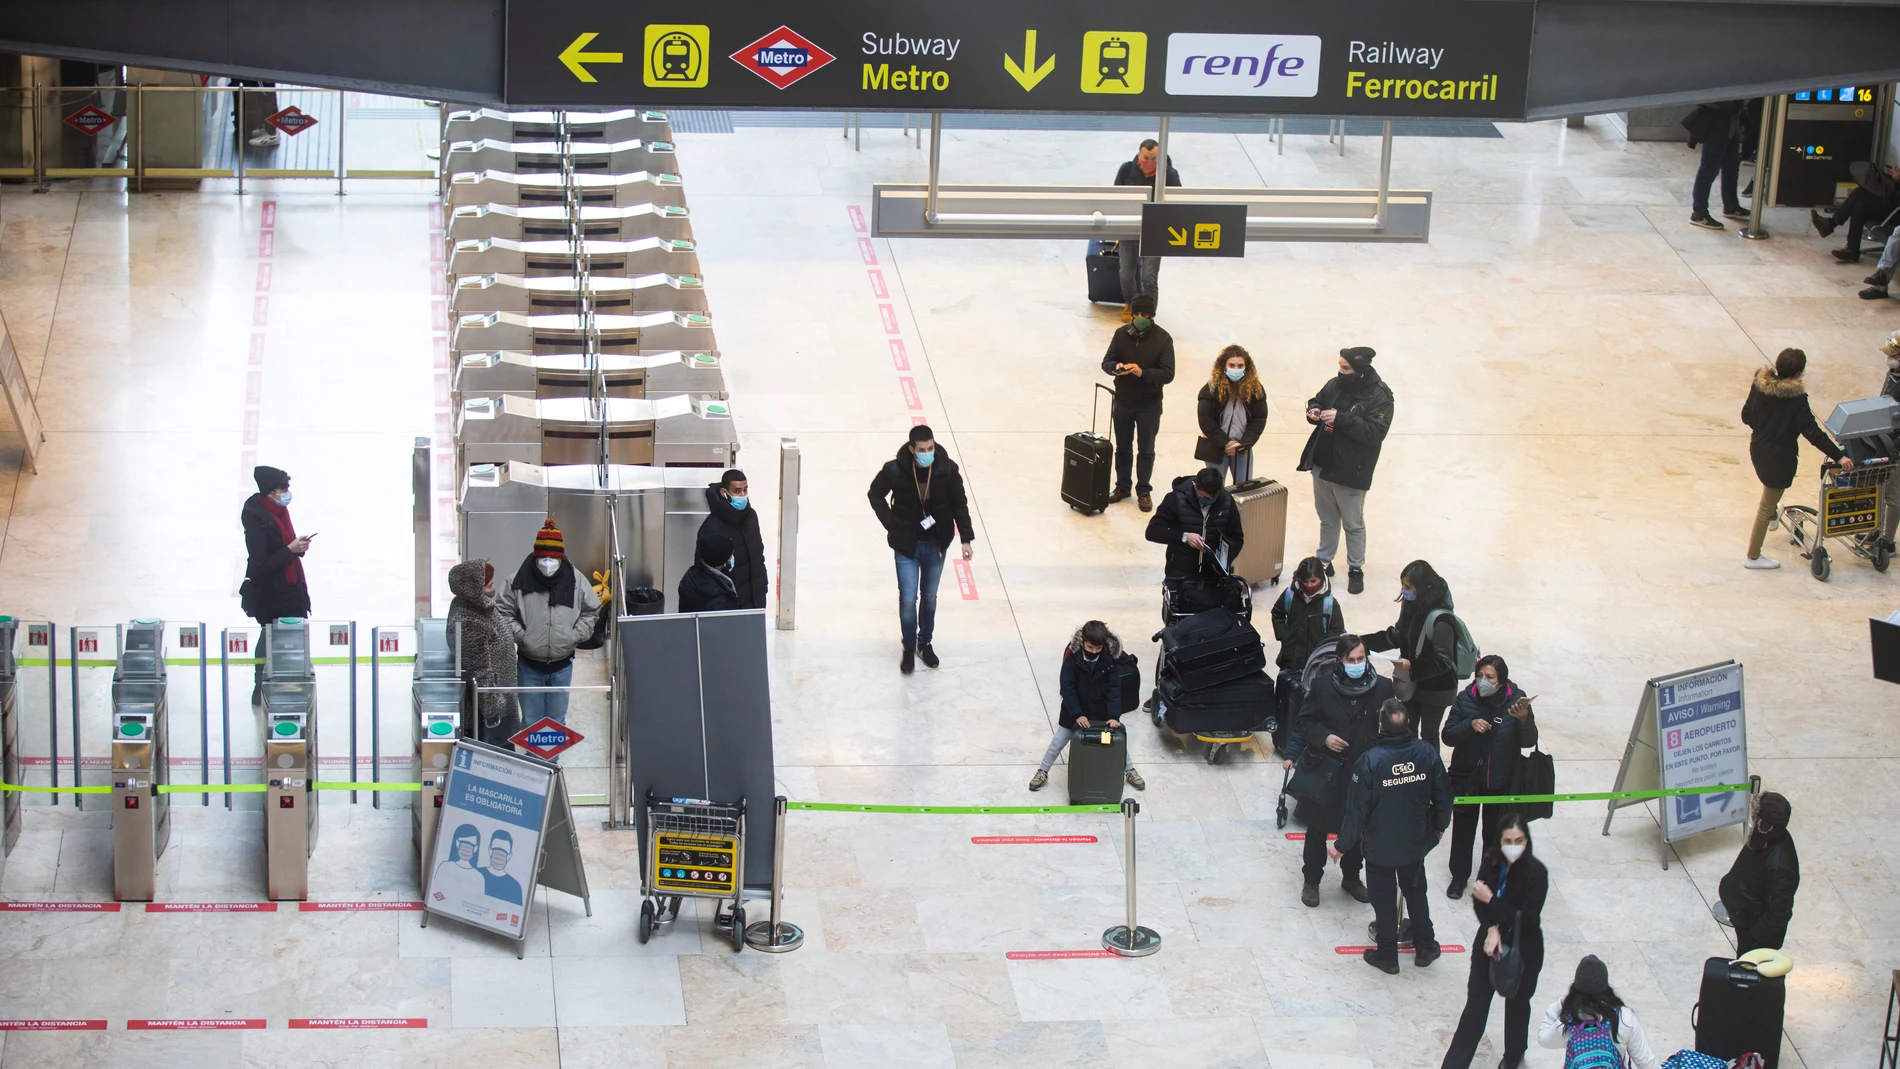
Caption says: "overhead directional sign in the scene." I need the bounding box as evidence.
[505,0,1535,119]
[1140,201,1247,257]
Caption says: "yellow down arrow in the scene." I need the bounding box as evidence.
[560,32,624,83]
[1167,227,1188,246]
[1004,30,1056,91]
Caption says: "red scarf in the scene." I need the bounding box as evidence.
[260,494,303,584]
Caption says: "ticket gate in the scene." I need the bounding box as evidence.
[453,350,725,409]
[411,618,463,890]
[445,138,675,176]
[110,619,170,901]
[261,619,319,901]
[446,203,692,247]
[449,236,700,279]
[447,169,686,209]
[456,394,735,477]
[452,310,712,355]
[450,272,708,316]
[0,619,24,876]
[445,107,670,144]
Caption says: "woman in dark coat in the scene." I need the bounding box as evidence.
[1742,347,1851,568]
[1441,813,1548,1069]
[1364,560,1459,748]
[1195,344,1269,485]
[1442,654,1537,897]
[1269,556,1346,754]
[240,465,311,706]
[447,559,521,746]
[1292,634,1393,907]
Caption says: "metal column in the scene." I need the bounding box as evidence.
[925,114,943,224]
[777,439,800,631]
[413,437,432,621]
[1375,120,1394,229]
[1152,117,1170,202]
[1741,95,1776,241]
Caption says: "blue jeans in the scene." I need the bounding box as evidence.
[1692,136,1740,218]
[1111,401,1163,493]
[517,661,572,724]
[894,541,946,649]
[1221,449,1254,486]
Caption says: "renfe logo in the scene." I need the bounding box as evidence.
[1164,33,1320,98]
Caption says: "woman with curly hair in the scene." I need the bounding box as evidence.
[1195,344,1269,485]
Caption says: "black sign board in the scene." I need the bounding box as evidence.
[1140,202,1247,257]
[505,1,1535,119]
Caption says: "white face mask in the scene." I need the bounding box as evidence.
[536,557,561,577]
[1500,843,1526,863]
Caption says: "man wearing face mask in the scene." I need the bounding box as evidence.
[497,520,602,728]
[678,533,746,614]
[698,469,767,610]
[1146,466,1246,578]
[1336,699,1451,974]
[1718,792,1800,954]
[868,425,977,674]
[240,465,313,706]
[1100,294,1177,512]
[1297,346,1396,596]
[1270,557,1346,753]
[1293,634,1395,908]
[1110,138,1181,319]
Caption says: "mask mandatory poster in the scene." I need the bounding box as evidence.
[425,743,552,939]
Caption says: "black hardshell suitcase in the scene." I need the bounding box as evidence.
[1067,724,1127,804]
[1086,240,1125,305]
[1158,671,1275,734]
[1162,573,1252,624]
[1155,610,1267,692]
[1064,383,1115,515]
[1693,956,1786,1068]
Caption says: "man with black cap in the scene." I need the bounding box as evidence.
[1100,294,1177,511]
[867,425,977,674]
[1298,346,1396,595]
[1718,791,1800,953]
[1335,698,1451,974]
[240,465,312,705]
[1145,466,1245,578]
[678,533,745,614]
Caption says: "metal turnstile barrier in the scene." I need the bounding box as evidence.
[443,107,671,144]
[448,235,700,279]
[412,618,462,891]
[110,619,170,901]
[446,169,686,209]
[444,138,676,176]
[262,619,319,900]
[452,350,725,409]
[451,310,712,355]
[450,272,708,316]
[445,203,692,247]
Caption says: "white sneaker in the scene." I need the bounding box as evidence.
[1744,556,1781,570]
[248,130,280,147]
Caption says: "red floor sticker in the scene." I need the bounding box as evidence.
[898,376,922,410]
[261,201,277,229]
[258,231,275,259]
[246,371,263,405]
[289,1018,428,1029]
[433,336,449,369]
[430,264,446,296]
[847,205,867,232]
[128,1019,265,1030]
[0,1020,108,1031]
[879,304,900,335]
[252,295,270,327]
[298,901,424,912]
[144,902,278,913]
[1334,944,1465,954]
[857,237,878,264]
[242,411,260,445]
[1283,833,1337,841]
[0,902,120,912]
[1006,950,1117,960]
[249,333,266,365]
[953,558,978,599]
[889,340,909,370]
[868,269,888,298]
[432,299,447,331]
[973,835,1097,844]
[255,263,273,292]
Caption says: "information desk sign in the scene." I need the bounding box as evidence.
[421,739,592,954]
[1140,202,1247,257]
[1604,660,1749,868]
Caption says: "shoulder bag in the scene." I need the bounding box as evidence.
[1505,742,1555,822]
[1286,748,1345,805]
[1489,907,1525,998]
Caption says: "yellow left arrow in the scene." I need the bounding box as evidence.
[560,32,623,83]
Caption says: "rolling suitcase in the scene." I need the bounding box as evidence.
[1067,724,1126,804]
[1086,240,1125,305]
[1228,478,1288,588]
[1154,610,1267,692]
[1693,957,1786,1068]
[1158,670,1274,734]
[1064,383,1115,515]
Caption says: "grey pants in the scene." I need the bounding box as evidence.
[1039,726,1133,772]
[1117,241,1161,309]
[1312,473,1369,568]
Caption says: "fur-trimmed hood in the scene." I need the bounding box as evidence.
[1754,366,1808,399]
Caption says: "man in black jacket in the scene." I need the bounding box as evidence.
[1145,467,1244,578]
[1297,347,1395,595]
[1684,100,1748,229]
[678,533,745,613]
[1111,139,1181,317]
[1812,161,1900,262]
[697,469,767,609]
[1336,699,1452,973]
[1718,792,1800,953]
[1100,294,1176,511]
[1295,634,1394,907]
[241,465,312,706]
[867,425,977,674]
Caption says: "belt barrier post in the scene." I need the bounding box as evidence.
[1102,797,1160,956]
[744,795,805,952]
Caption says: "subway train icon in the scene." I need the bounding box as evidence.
[644,25,710,88]
[1096,36,1131,87]
[1080,31,1146,95]
[657,33,700,80]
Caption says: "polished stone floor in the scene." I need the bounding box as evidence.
[0,114,1897,1066]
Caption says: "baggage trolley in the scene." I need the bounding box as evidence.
[1149,562,1262,760]
[637,792,748,952]
[1778,458,1895,581]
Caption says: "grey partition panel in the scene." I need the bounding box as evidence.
[620,609,774,892]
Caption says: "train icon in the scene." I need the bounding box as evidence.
[654,31,702,82]
[1080,31,1145,95]
[1096,36,1131,87]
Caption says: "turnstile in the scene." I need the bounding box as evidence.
[446,203,692,247]
[445,138,676,176]
[412,618,462,891]
[0,619,23,877]
[456,394,735,477]
[447,169,686,209]
[452,310,713,355]
[261,619,319,901]
[449,236,700,279]
[453,350,725,409]
[450,272,708,316]
[444,108,671,144]
[111,619,170,901]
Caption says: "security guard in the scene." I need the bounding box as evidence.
[1334,699,1452,974]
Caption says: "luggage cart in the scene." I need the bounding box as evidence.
[1149,563,1263,759]
[637,792,747,951]
[1779,458,1895,581]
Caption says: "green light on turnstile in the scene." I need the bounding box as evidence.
[429,721,454,737]
[273,721,299,737]
[277,617,304,625]
[119,722,145,738]
[685,314,709,324]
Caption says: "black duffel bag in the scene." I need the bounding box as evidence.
[1286,748,1346,806]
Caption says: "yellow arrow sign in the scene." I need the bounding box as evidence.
[1167,226,1188,246]
[1004,30,1056,90]
[560,32,624,83]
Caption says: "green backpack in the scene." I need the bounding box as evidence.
[1423,608,1480,679]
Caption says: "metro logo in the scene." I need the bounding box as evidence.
[731,26,835,89]
[1165,33,1320,98]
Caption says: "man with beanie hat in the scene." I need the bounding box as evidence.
[497,518,602,728]
[678,533,745,613]
[868,425,977,674]
[1100,293,1177,511]
[1718,791,1800,953]
[1298,346,1395,595]
[1335,698,1451,974]
[698,469,767,610]
[240,465,313,705]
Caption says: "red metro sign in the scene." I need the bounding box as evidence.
[508,716,584,760]
[266,106,319,136]
[64,105,116,137]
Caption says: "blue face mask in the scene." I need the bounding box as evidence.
[728,495,748,511]
[727,555,736,572]
[1399,589,1416,601]
[1343,660,1368,679]
[1225,367,1245,382]
[914,450,935,468]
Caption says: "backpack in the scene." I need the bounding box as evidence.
[1563,1017,1626,1069]
[1423,607,1480,679]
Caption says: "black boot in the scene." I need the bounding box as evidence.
[917,644,939,668]
[1347,567,1364,595]
[900,647,915,674]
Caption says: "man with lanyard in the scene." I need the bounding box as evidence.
[867,425,977,674]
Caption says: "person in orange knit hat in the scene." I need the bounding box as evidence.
[496,518,602,729]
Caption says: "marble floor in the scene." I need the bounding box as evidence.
[0,114,1897,1067]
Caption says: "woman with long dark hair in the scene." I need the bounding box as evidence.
[1440,814,1546,1069]
[1741,346,1851,568]
[1536,955,1660,1069]
[1365,560,1458,747]
[1195,344,1269,485]
[1442,655,1537,898]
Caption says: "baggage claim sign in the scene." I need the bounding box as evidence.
[506,0,1535,120]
